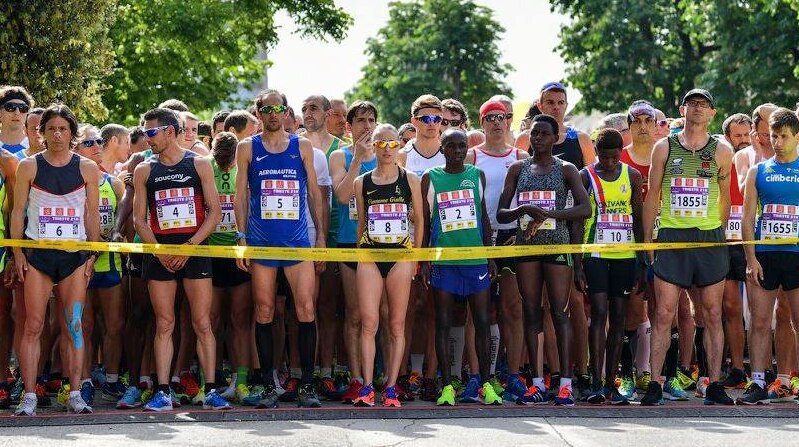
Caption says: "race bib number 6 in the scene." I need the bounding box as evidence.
[38,206,81,240]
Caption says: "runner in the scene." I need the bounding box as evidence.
[398,123,416,146]
[641,89,734,406]
[738,108,799,404]
[0,121,20,411]
[132,107,230,411]
[351,124,423,407]
[12,104,101,416]
[497,113,591,406]
[422,128,501,406]
[233,89,325,409]
[99,124,130,175]
[212,111,230,138]
[441,98,470,130]
[179,111,211,156]
[0,87,34,156]
[326,99,349,142]
[224,110,260,141]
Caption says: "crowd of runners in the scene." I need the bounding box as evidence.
[1,82,799,416]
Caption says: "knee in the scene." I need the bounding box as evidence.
[191,317,213,337]
[591,304,608,323]
[105,316,124,336]
[389,319,405,339]
[23,315,45,338]
[750,314,772,333]
[346,308,361,326]
[154,315,175,336]
[255,302,275,322]
[703,306,722,325]
[523,309,543,334]
[655,307,675,327]
[294,300,315,323]
[722,298,741,318]
[550,306,570,327]
[361,316,379,337]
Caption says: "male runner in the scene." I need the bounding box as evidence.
[99,124,131,175]
[326,99,349,142]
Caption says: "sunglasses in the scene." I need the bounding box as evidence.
[483,114,506,123]
[441,118,463,127]
[143,125,171,138]
[414,115,442,125]
[373,140,402,150]
[505,113,513,120]
[259,104,288,115]
[80,139,104,148]
[657,119,669,127]
[2,102,30,113]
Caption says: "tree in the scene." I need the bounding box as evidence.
[552,0,799,121]
[347,0,512,126]
[0,1,116,121]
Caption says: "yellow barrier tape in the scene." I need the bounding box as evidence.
[2,238,799,262]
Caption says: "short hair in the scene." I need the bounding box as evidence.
[158,98,189,112]
[330,98,347,110]
[100,123,129,145]
[441,128,467,145]
[142,107,181,134]
[722,113,753,137]
[129,126,145,144]
[212,131,238,154]
[224,110,258,134]
[254,89,287,109]
[0,85,34,107]
[304,95,332,111]
[78,124,100,140]
[525,103,541,119]
[411,94,442,116]
[753,103,778,128]
[594,128,624,152]
[626,99,656,125]
[346,100,378,124]
[532,114,559,136]
[212,111,230,129]
[372,123,399,139]
[180,111,199,123]
[25,107,45,126]
[441,98,469,126]
[769,108,799,135]
[198,121,211,137]
[597,113,628,132]
[489,94,513,109]
[39,104,79,147]
[398,123,415,136]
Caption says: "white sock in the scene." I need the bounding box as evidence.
[411,354,424,375]
[273,370,281,387]
[450,326,465,377]
[139,376,153,388]
[106,374,119,384]
[635,320,652,374]
[229,373,237,386]
[560,377,573,390]
[533,377,546,390]
[489,324,500,375]
[171,375,180,384]
[320,367,332,379]
[778,374,790,386]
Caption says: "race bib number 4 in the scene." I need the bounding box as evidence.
[260,179,299,220]
[670,177,709,217]
[761,203,799,240]
[518,191,555,231]
[726,205,742,240]
[596,213,633,244]
[155,187,197,230]
[437,189,477,233]
[216,194,237,233]
[367,203,408,243]
[39,206,81,240]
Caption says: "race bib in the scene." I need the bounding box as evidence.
[596,213,633,244]
[348,196,358,220]
[437,189,477,233]
[726,205,743,240]
[216,194,237,233]
[260,179,299,220]
[761,204,799,240]
[38,206,81,240]
[99,197,114,237]
[518,191,555,231]
[155,187,197,230]
[565,190,574,209]
[669,177,709,217]
[367,203,408,243]
[652,213,662,240]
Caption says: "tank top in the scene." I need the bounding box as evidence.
[404,143,445,177]
[754,157,799,252]
[132,148,156,244]
[583,163,635,259]
[325,137,344,246]
[553,127,584,169]
[620,148,650,199]
[514,156,570,245]
[659,135,721,230]
[726,162,745,241]
[25,153,87,245]
[427,165,485,266]
[359,166,413,249]
[98,173,118,239]
[209,158,238,246]
[474,147,523,231]
[145,151,206,243]
[337,147,377,244]
[247,133,309,245]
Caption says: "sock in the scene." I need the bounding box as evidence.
[533,377,546,390]
[411,354,424,375]
[694,326,706,377]
[170,375,180,384]
[621,330,636,377]
[254,322,275,386]
[320,367,332,379]
[158,383,170,394]
[139,376,152,387]
[635,321,652,374]
[291,368,302,379]
[235,367,248,386]
[298,321,317,385]
[449,326,465,377]
[273,370,281,388]
[664,327,679,378]
[106,374,119,384]
[778,373,790,387]
[69,390,80,398]
[489,324,500,375]
[205,382,216,392]
[752,371,766,388]
[560,376,573,390]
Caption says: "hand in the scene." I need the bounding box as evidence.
[746,258,764,287]
[574,264,587,293]
[314,261,326,274]
[488,260,498,281]
[156,254,175,272]
[642,264,655,301]
[111,231,124,243]
[235,238,250,272]
[170,255,189,272]
[634,263,648,295]
[522,219,543,241]
[418,262,431,289]
[4,258,18,288]
[14,252,27,283]
[84,255,96,281]
[524,205,548,222]
[749,129,763,154]
[353,131,372,161]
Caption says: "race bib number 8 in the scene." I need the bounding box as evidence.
[39,206,81,240]
[761,203,799,240]
[216,194,237,233]
[518,191,555,231]
[437,189,477,233]
[670,177,709,217]
[367,203,408,243]
[155,187,197,230]
[596,214,633,244]
[261,179,300,220]
[726,205,742,240]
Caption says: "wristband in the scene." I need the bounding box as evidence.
[235,231,247,241]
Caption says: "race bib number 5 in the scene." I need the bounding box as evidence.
[368,203,408,243]
[518,190,555,231]
[437,189,477,232]
[761,203,799,240]
[670,177,709,217]
[38,206,81,240]
[155,187,197,230]
[261,179,300,220]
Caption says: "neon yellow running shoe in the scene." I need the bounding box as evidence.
[489,376,505,396]
[480,382,502,405]
[436,384,455,406]
[57,383,70,408]
[635,372,652,391]
[192,386,206,405]
[235,384,250,403]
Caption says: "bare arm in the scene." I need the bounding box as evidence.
[733,149,751,193]
[234,140,252,238]
[420,173,432,249]
[577,131,596,166]
[742,166,759,262]
[300,140,325,248]
[11,158,35,278]
[192,156,221,244]
[113,153,145,240]
[643,140,668,243]
[354,176,365,246]
[407,171,425,249]
[0,152,19,239]
[716,142,733,227]
[549,163,591,221]
[572,169,590,247]
[496,161,527,224]
[630,167,645,262]
[80,159,101,244]
[132,163,158,245]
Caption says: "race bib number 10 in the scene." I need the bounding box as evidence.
[518,190,555,231]
[596,213,633,244]
[155,187,197,230]
[261,179,300,220]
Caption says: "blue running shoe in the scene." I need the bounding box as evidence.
[203,389,232,410]
[91,366,107,389]
[459,375,481,403]
[80,381,94,406]
[553,385,575,406]
[502,374,528,402]
[143,390,173,412]
[116,386,142,409]
[102,381,127,402]
[609,387,630,405]
[517,385,549,405]
[664,377,690,401]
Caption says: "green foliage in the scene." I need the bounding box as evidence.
[552,0,799,123]
[347,0,512,126]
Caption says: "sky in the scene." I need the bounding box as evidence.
[266,0,580,115]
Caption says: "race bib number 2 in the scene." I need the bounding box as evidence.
[437,189,477,233]
[155,188,196,230]
[518,190,555,231]
[761,203,799,240]
[260,179,300,220]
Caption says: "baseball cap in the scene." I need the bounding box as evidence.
[681,89,714,108]
[540,82,566,94]
[479,100,507,119]
[628,101,656,120]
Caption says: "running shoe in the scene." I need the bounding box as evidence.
[102,381,127,401]
[704,381,734,405]
[219,382,236,401]
[437,384,456,406]
[721,368,748,389]
[449,377,465,395]
[618,376,637,401]
[143,390,173,411]
[280,378,300,402]
[690,364,699,381]
[140,385,154,404]
[790,372,799,395]
[91,366,107,389]
[171,381,189,404]
[547,372,561,394]
[341,379,363,404]
[298,383,321,408]
[14,393,36,416]
[459,375,481,403]
[170,389,182,408]
[640,381,664,406]
[736,382,769,405]
[608,387,630,405]
[405,372,422,394]
[767,379,793,403]
[334,371,351,394]
[394,382,414,402]
[586,388,606,405]
[35,380,51,407]
[69,393,93,414]
[234,384,250,403]
[517,385,548,405]
[553,385,575,406]
[663,377,690,401]
[420,378,438,402]
[203,389,232,410]
[382,386,401,407]
[676,368,697,391]
[45,377,63,394]
[80,381,95,406]
[179,372,200,399]
[116,386,143,409]
[488,376,505,396]
[502,374,528,402]
[0,383,10,409]
[635,371,652,391]
[10,378,23,403]
[480,382,502,405]
[353,383,376,407]
[695,376,710,398]
[575,374,591,401]
[57,383,70,408]
[318,377,340,401]
[373,373,386,392]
